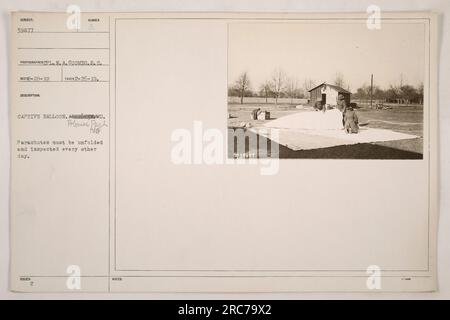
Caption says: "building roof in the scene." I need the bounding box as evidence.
[308,82,351,94]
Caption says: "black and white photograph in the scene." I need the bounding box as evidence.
[227,22,426,159]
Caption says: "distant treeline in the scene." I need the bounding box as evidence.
[353,84,424,104]
[229,70,424,105]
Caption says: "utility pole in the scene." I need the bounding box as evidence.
[370,74,373,109]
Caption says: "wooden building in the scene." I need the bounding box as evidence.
[308,82,351,107]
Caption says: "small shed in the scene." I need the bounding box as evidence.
[308,82,351,107]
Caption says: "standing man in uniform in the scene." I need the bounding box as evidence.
[343,105,359,133]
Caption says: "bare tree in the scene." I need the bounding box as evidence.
[303,78,315,92]
[234,72,251,104]
[259,81,272,104]
[286,77,299,104]
[303,78,316,101]
[334,72,345,88]
[417,82,424,104]
[270,68,286,105]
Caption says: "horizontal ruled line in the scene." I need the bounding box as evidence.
[18,80,109,83]
[18,31,109,34]
[18,64,110,66]
[18,47,109,50]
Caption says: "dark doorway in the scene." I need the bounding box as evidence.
[321,93,326,104]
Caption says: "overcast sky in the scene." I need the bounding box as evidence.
[228,22,426,92]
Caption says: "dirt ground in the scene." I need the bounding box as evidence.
[227,103,423,159]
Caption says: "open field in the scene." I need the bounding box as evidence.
[227,103,423,159]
